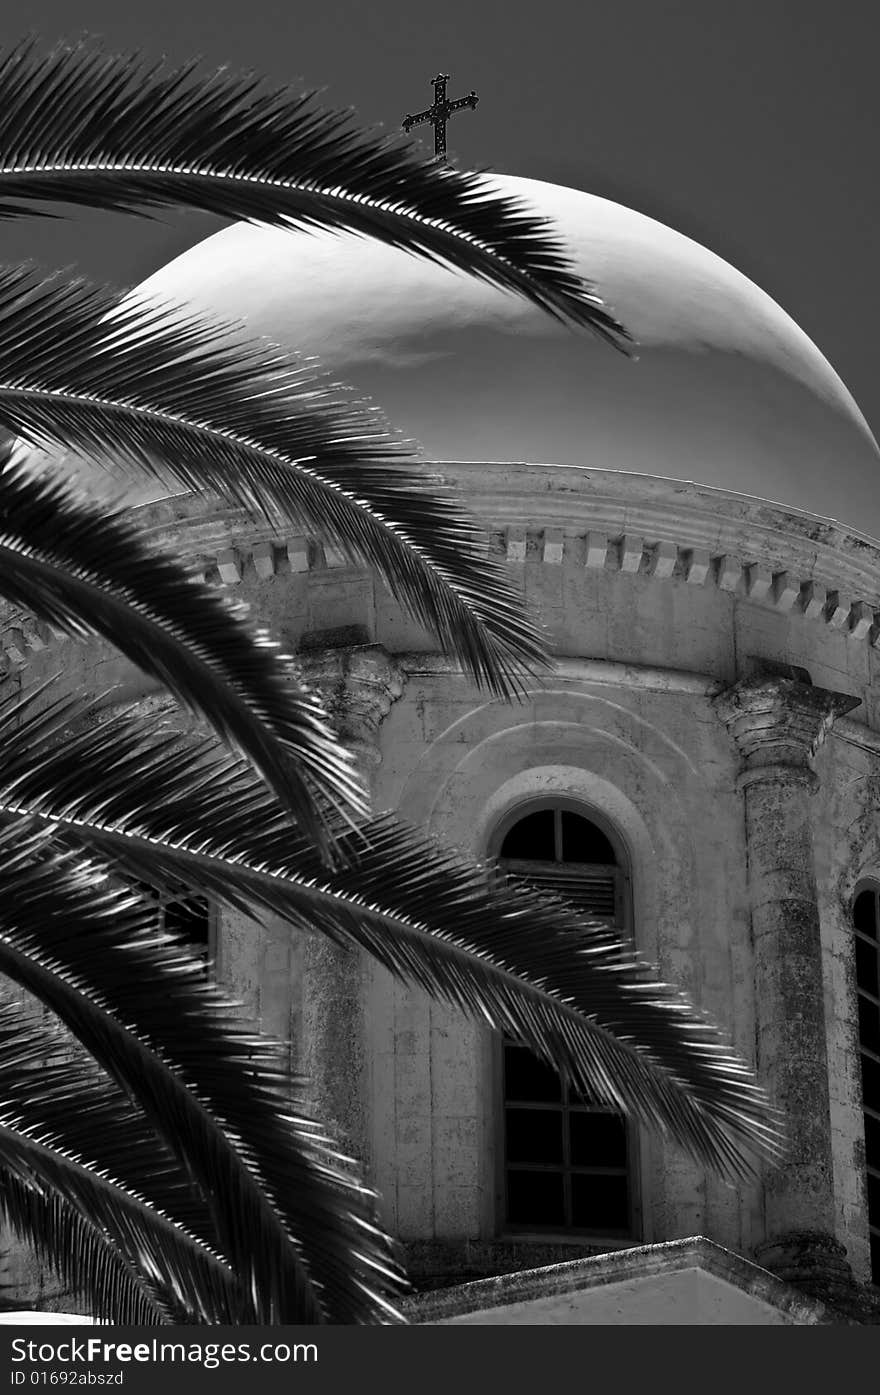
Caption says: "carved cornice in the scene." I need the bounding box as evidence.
[8,463,880,670]
[713,676,861,789]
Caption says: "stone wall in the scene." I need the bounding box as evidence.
[2,464,878,1311]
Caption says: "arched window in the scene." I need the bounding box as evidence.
[493,801,635,1239]
[853,887,880,1284]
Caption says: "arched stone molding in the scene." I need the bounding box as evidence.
[466,763,657,946]
[394,686,714,979]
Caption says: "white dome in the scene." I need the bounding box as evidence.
[133,174,880,537]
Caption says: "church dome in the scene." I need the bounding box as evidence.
[133,174,880,538]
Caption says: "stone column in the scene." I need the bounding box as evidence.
[297,643,405,1169]
[713,674,859,1300]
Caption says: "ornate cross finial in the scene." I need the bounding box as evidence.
[402,73,479,162]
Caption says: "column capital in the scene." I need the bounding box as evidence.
[713,676,860,790]
[298,642,406,767]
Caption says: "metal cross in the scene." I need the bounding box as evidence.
[402,73,479,162]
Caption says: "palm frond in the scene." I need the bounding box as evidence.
[0,39,631,348]
[0,1174,164,1323]
[0,439,366,847]
[0,1003,247,1323]
[0,686,784,1180]
[0,997,225,1258]
[0,821,408,1323]
[0,265,549,697]
[0,1133,242,1324]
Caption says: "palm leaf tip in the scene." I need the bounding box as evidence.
[0,440,368,848]
[0,37,631,348]
[0,264,550,697]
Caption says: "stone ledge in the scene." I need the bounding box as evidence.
[404,1236,846,1325]
[401,1237,614,1293]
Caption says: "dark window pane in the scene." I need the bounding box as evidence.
[561,812,616,866]
[165,896,211,955]
[505,1044,562,1103]
[571,1173,630,1232]
[865,1111,880,1166]
[862,1053,880,1114]
[506,1170,565,1228]
[570,1110,628,1168]
[856,938,880,998]
[500,810,556,862]
[506,1108,563,1166]
[855,890,878,939]
[871,1231,880,1286]
[868,1171,880,1227]
[859,998,880,1056]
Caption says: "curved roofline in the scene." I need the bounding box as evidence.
[123,459,880,611]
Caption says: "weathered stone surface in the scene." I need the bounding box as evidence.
[295,643,406,1164]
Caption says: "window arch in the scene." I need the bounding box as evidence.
[853,886,880,1284]
[494,799,630,929]
[492,800,635,1239]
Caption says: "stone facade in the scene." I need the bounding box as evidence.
[4,463,880,1321]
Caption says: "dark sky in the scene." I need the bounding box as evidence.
[2,0,878,435]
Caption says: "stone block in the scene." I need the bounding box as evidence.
[585,531,608,568]
[286,536,310,572]
[216,548,241,585]
[799,580,827,619]
[322,542,347,569]
[717,555,742,592]
[650,540,677,578]
[684,548,710,585]
[825,591,850,628]
[619,535,644,573]
[252,540,277,579]
[2,629,26,664]
[542,528,564,564]
[506,526,526,563]
[849,600,873,640]
[771,571,798,611]
[745,563,772,600]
